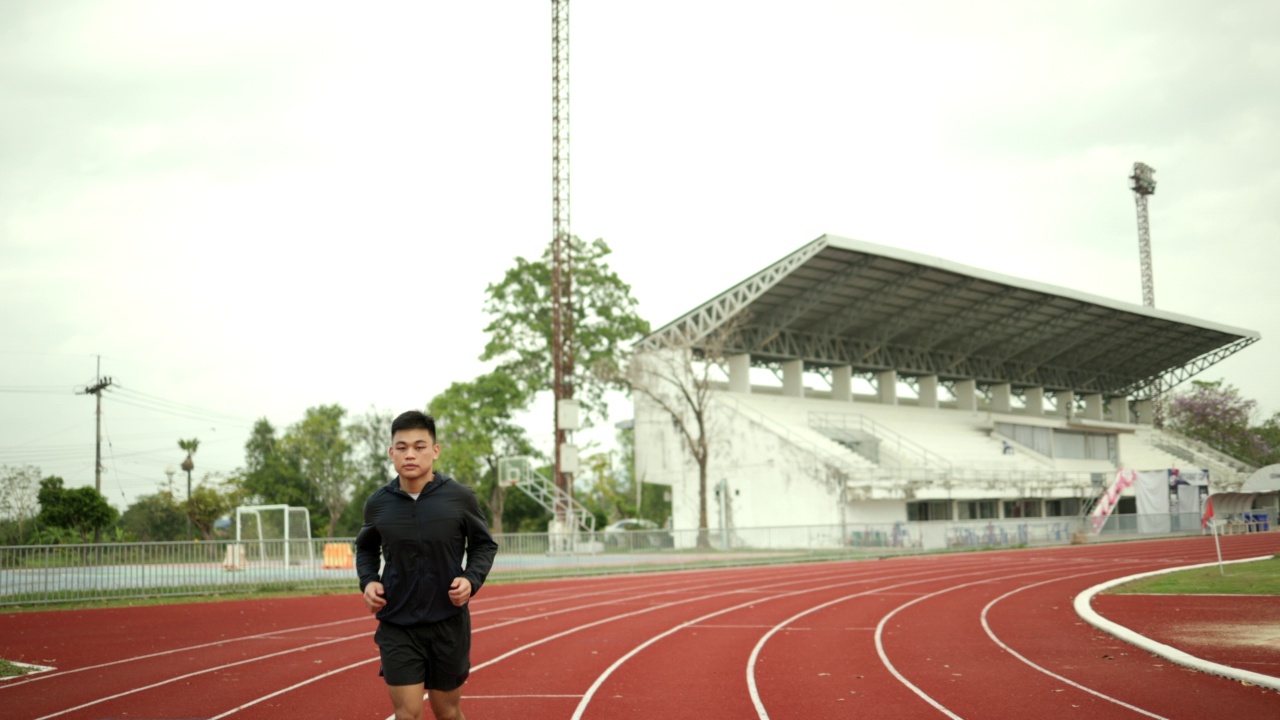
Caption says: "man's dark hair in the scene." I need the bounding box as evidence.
[391,410,436,441]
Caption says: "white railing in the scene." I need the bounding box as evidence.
[5,513,1264,606]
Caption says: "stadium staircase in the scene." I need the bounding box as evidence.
[498,457,596,533]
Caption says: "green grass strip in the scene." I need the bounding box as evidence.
[1108,556,1280,595]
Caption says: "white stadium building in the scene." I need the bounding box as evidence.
[631,235,1264,550]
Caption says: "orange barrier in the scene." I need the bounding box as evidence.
[322,542,354,569]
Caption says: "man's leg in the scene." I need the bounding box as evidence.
[426,686,465,720]
[387,683,426,720]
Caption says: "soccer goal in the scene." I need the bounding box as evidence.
[231,505,314,569]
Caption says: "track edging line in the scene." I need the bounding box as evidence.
[1072,554,1280,691]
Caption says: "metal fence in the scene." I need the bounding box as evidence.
[1,515,1262,607]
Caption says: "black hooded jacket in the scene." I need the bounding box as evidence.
[355,473,498,626]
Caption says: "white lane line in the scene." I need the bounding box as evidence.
[560,561,1008,720]
[207,656,381,720]
[32,633,367,720]
[746,565,1053,720]
[1072,554,1280,692]
[0,616,368,690]
[871,568,1066,720]
[979,570,1170,719]
[185,562,910,720]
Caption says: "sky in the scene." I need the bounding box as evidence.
[3,0,1278,510]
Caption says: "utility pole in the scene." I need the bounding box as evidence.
[78,357,113,543]
[551,0,578,538]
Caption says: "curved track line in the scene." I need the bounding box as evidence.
[742,562,1048,718]
[185,564,877,719]
[871,567,1063,720]
[979,570,1169,719]
[1072,554,1280,691]
[574,564,1012,720]
[442,565,961,720]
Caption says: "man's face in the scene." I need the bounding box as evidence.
[389,429,439,483]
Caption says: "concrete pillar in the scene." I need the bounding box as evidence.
[1055,390,1075,418]
[832,365,853,402]
[782,359,804,398]
[877,369,897,405]
[1024,387,1045,416]
[1083,393,1103,421]
[728,353,751,393]
[917,375,939,409]
[991,383,1012,414]
[1107,396,1131,424]
[955,379,977,412]
[1134,399,1155,425]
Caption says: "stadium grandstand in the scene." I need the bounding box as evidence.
[632,234,1265,549]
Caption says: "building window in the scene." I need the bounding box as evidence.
[1044,498,1081,517]
[907,500,953,522]
[957,500,998,519]
[1003,499,1042,518]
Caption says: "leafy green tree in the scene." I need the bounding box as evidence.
[337,408,394,536]
[187,475,244,540]
[1256,414,1280,466]
[576,448,629,527]
[0,464,42,543]
[242,418,311,510]
[1167,380,1272,465]
[36,476,118,543]
[283,404,356,537]
[481,237,650,425]
[429,372,538,534]
[120,490,186,541]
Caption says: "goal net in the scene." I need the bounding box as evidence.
[230,505,314,569]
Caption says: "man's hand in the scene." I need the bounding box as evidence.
[363,581,387,614]
[448,577,472,607]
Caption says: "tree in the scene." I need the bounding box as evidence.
[1166,380,1272,466]
[242,418,312,511]
[480,237,650,425]
[120,490,186,542]
[0,464,42,543]
[429,372,538,534]
[625,319,743,548]
[282,405,356,537]
[178,437,200,538]
[337,408,394,537]
[36,476,119,543]
[187,475,243,540]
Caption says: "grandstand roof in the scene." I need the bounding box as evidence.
[640,234,1259,399]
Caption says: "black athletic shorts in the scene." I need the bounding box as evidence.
[374,608,471,690]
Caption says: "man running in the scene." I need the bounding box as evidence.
[356,410,498,720]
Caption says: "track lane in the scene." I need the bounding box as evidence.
[3,535,1277,719]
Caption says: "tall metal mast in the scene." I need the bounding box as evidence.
[1129,162,1157,307]
[551,0,575,522]
[1129,162,1162,427]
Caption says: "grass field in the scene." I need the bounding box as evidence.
[1109,556,1280,595]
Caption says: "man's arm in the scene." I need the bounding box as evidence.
[354,496,383,592]
[459,489,498,596]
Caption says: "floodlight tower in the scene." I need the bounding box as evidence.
[1130,162,1163,427]
[1129,162,1157,307]
[551,0,577,527]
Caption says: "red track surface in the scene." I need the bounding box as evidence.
[2,533,1277,719]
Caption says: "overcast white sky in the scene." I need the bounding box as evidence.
[3,1,1277,510]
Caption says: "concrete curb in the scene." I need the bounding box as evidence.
[1073,555,1280,691]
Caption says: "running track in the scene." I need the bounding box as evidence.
[2,533,1277,719]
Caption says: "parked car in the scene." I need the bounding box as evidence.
[603,518,673,549]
